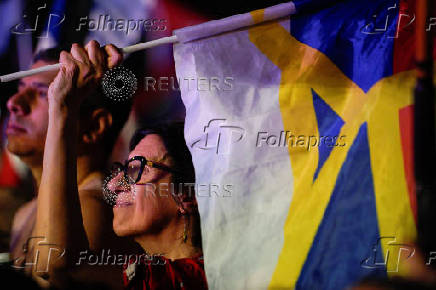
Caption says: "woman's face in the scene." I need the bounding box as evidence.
[109,134,180,237]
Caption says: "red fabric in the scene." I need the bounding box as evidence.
[394,0,436,74]
[394,0,436,223]
[0,151,20,187]
[123,254,208,290]
[399,105,416,223]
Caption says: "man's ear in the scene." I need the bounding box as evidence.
[82,108,113,144]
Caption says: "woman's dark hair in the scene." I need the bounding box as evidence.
[130,122,195,187]
[130,122,202,248]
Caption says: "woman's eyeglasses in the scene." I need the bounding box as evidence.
[110,156,179,185]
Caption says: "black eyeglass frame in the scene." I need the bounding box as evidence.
[112,156,180,185]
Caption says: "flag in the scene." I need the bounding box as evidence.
[173,0,425,289]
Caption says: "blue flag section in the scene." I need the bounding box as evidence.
[292,0,399,92]
[298,123,386,289]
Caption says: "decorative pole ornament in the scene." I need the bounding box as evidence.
[101,66,137,102]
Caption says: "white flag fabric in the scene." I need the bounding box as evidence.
[173,3,297,289]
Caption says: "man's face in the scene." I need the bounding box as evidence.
[6,60,57,165]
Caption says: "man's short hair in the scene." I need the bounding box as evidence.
[33,47,133,156]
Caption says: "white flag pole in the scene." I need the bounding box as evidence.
[0,1,296,83]
[0,35,179,82]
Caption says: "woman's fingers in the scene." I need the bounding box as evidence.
[48,51,79,104]
[51,41,124,106]
[104,44,123,69]
[85,40,105,77]
[70,43,93,80]
[69,42,123,79]
[70,43,90,65]
[59,51,78,84]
